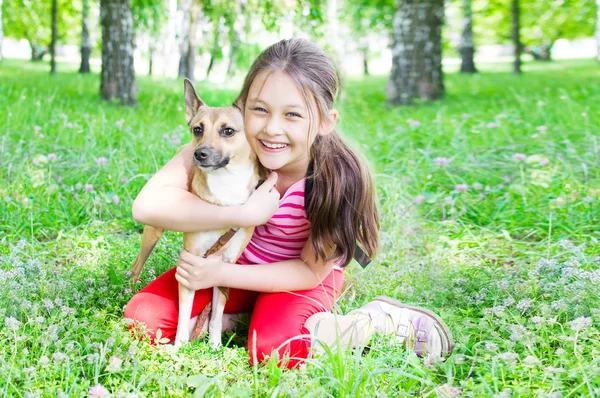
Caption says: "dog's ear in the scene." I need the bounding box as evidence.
[184,78,205,124]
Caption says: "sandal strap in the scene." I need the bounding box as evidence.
[412,314,435,355]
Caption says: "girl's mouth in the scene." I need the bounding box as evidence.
[260,140,289,151]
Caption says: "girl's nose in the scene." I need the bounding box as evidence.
[264,116,283,136]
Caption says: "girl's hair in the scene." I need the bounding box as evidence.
[235,38,379,268]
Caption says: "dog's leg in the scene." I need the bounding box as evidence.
[207,228,250,348]
[208,286,229,348]
[130,225,165,282]
[174,285,195,348]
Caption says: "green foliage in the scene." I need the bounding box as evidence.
[0,58,599,396]
[342,0,394,39]
[474,0,597,47]
[131,0,167,36]
[2,0,79,49]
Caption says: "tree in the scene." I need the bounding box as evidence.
[178,0,202,80]
[100,0,137,105]
[511,0,521,74]
[386,0,445,105]
[50,0,58,74]
[476,0,595,61]
[132,0,167,75]
[2,0,78,62]
[342,0,394,76]
[79,0,91,73]
[459,0,477,73]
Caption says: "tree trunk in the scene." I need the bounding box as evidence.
[459,0,476,73]
[0,0,4,63]
[226,30,240,79]
[386,0,445,105]
[148,43,154,76]
[205,30,220,79]
[178,0,201,80]
[79,0,91,73]
[178,0,191,78]
[30,42,47,61]
[524,43,552,61]
[50,0,58,74]
[362,46,369,76]
[596,0,600,62]
[511,0,521,74]
[100,0,137,105]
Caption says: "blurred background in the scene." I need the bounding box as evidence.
[0,0,598,105]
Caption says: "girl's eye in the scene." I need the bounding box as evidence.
[254,107,267,113]
[287,112,300,118]
[221,127,236,137]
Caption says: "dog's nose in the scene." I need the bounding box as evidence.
[194,148,209,161]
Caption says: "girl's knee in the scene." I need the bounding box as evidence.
[124,292,176,343]
[247,326,311,368]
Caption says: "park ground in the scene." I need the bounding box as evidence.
[0,58,599,397]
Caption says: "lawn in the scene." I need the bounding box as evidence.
[0,57,599,397]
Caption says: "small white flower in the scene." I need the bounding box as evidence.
[485,342,498,351]
[5,316,21,331]
[523,355,539,365]
[570,316,592,331]
[530,316,543,325]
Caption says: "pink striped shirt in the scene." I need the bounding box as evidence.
[237,177,344,271]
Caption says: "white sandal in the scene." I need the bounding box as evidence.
[349,296,455,359]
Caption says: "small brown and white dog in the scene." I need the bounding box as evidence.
[130,79,265,348]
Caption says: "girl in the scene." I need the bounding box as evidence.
[125,38,454,368]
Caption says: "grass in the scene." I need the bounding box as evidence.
[0,56,599,397]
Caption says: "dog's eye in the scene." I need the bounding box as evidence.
[193,124,203,136]
[221,128,236,138]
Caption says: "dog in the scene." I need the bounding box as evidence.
[130,78,265,348]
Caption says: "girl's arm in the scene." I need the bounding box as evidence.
[132,143,279,232]
[175,238,337,292]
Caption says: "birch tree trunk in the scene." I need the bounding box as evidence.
[100,0,137,105]
[459,0,476,73]
[178,0,201,80]
[226,0,247,80]
[386,0,445,105]
[511,0,521,74]
[79,0,91,73]
[148,42,154,75]
[0,0,4,63]
[596,0,600,62]
[50,0,58,74]
[178,0,191,78]
[226,29,240,79]
[206,29,220,79]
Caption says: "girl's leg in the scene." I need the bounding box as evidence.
[248,269,344,368]
[124,267,259,343]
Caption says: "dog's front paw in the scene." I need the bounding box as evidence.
[209,334,222,349]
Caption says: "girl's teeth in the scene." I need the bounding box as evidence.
[261,141,287,149]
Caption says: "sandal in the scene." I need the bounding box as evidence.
[349,296,455,359]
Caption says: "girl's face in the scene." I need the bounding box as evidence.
[244,71,320,180]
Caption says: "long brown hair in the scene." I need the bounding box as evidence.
[235,38,379,268]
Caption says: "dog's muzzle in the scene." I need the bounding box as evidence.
[194,146,230,170]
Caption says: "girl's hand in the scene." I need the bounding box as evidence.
[175,246,229,290]
[240,172,279,226]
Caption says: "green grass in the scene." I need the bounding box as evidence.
[1,57,599,397]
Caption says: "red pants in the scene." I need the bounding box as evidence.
[124,267,344,368]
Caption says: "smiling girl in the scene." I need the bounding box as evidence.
[125,38,453,368]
